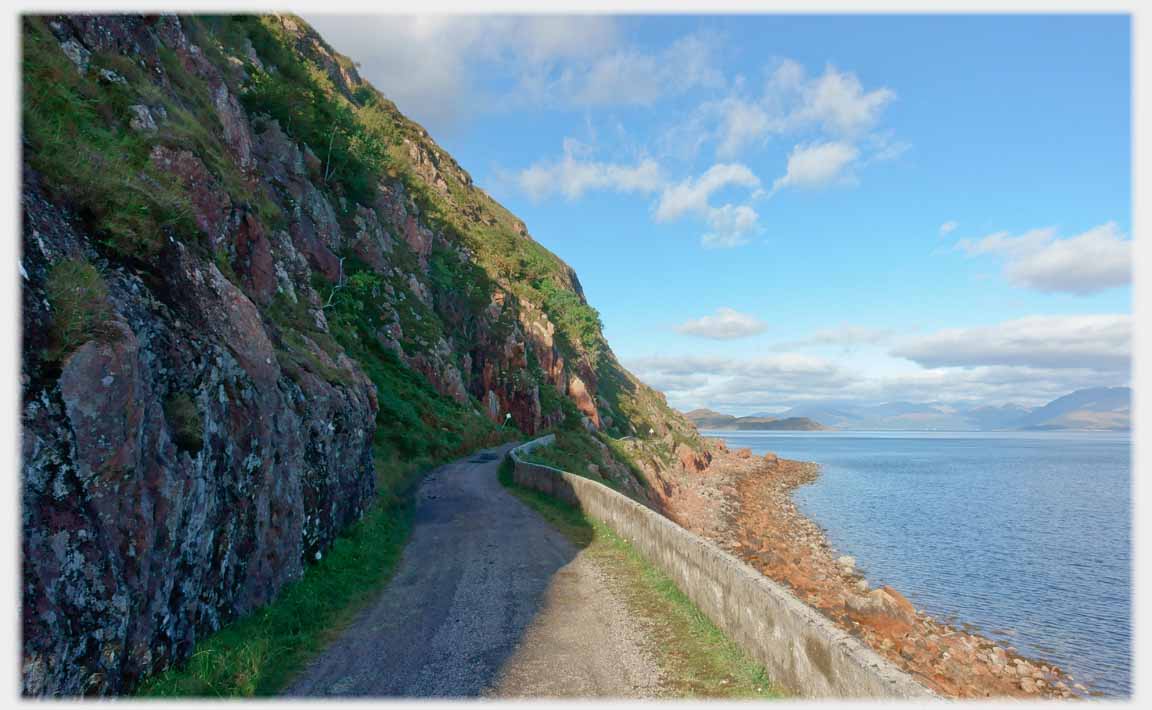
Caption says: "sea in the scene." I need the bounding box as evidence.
[701,429,1131,697]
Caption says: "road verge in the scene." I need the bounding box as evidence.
[508,436,934,699]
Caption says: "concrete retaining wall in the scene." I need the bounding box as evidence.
[509,437,934,699]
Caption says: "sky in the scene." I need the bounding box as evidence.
[306,13,1132,414]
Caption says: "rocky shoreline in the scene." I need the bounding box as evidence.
[661,438,1088,699]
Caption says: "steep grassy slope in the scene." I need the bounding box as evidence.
[250,14,700,443]
[21,13,702,695]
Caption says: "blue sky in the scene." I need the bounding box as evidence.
[308,13,1132,413]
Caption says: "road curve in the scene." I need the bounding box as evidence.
[284,443,599,697]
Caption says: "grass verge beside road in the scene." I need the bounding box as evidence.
[138,494,412,697]
[137,458,432,697]
[498,458,781,699]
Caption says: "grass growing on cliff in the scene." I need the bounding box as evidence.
[43,259,116,362]
[520,429,652,498]
[139,379,511,698]
[22,18,198,259]
[216,13,700,452]
[163,393,204,455]
[139,441,515,697]
[140,318,512,698]
[519,430,624,492]
[498,458,781,699]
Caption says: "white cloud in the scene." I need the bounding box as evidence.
[654,163,761,221]
[626,347,1128,414]
[714,97,772,159]
[702,204,761,248]
[957,222,1131,294]
[626,352,860,411]
[649,164,763,248]
[939,220,958,236]
[630,313,1130,413]
[788,64,896,136]
[863,131,911,163]
[529,31,725,108]
[516,138,663,201]
[304,15,620,131]
[511,16,622,62]
[631,353,845,380]
[775,325,898,351]
[771,141,860,193]
[857,365,1125,410]
[675,308,768,339]
[705,61,897,159]
[891,314,1131,371]
[514,151,763,248]
[766,58,807,93]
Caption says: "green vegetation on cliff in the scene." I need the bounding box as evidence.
[24,12,703,696]
[519,429,650,498]
[23,20,197,258]
[23,11,696,448]
[42,259,115,362]
[230,15,695,444]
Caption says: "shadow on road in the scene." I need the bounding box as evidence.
[284,443,586,697]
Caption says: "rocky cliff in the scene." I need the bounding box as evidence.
[21,14,700,695]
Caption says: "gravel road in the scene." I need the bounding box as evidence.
[284,443,665,698]
[488,547,668,698]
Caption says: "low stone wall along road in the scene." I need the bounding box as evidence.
[510,436,934,699]
[285,444,667,698]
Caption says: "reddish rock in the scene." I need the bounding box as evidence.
[566,373,600,429]
[251,117,306,185]
[302,143,323,176]
[676,442,711,472]
[211,83,254,171]
[149,146,232,249]
[288,218,342,283]
[681,443,1081,700]
[879,586,918,618]
[22,187,376,696]
[233,213,276,304]
[520,306,563,385]
[348,205,394,272]
[402,213,434,264]
[300,182,342,251]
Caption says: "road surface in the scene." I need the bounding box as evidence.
[285,443,666,698]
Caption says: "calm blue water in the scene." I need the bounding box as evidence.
[703,430,1131,697]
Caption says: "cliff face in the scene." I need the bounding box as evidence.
[21,14,699,695]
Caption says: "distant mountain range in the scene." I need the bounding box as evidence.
[687,387,1131,432]
[683,410,829,431]
[1011,387,1132,431]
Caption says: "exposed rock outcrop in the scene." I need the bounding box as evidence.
[22,13,703,695]
[22,179,377,695]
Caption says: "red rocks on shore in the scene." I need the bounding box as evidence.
[659,439,1082,700]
